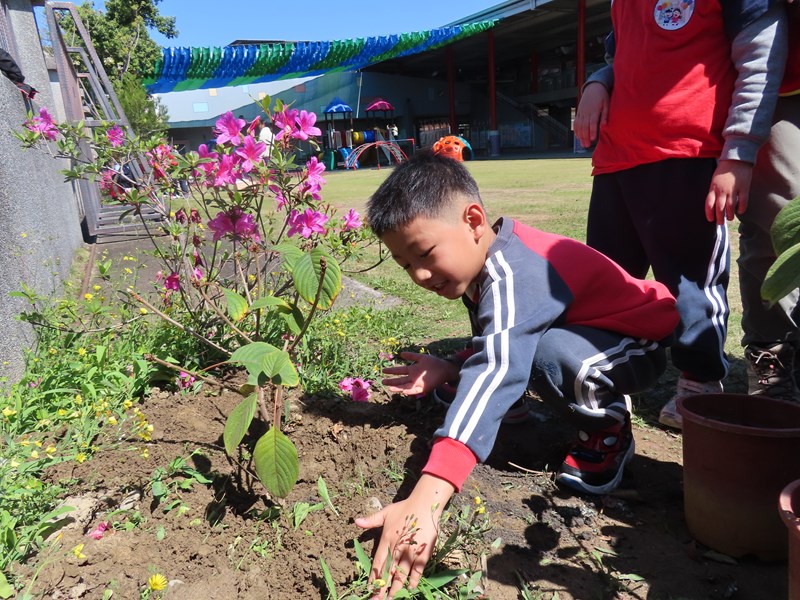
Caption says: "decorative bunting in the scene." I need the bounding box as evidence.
[144,20,495,93]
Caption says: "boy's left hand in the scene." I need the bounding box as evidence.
[705,159,753,224]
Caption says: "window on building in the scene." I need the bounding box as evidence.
[193,102,209,113]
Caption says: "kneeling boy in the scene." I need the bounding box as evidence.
[356,152,678,599]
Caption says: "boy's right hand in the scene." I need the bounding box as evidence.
[573,82,610,148]
[381,352,459,397]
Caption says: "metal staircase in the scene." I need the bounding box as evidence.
[496,90,571,148]
[44,2,163,239]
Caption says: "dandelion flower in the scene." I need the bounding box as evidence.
[93,285,101,291]
[84,293,94,300]
[474,496,482,505]
[76,453,87,463]
[148,573,168,591]
[78,348,87,356]
[72,543,86,559]
[139,308,148,315]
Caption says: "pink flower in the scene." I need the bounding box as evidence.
[293,110,322,141]
[192,267,204,281]
[164,272,180,291]
[234,135,267,173]
[189,209,201,223]
[86,521,111,540]
[287,209,328,238]
[270,185,288,211]
[305,156,326,186]
[106,125,124,147]
[339,377,371,402]
[273,107,299,140]
[214,111,246,146]
[178,371,196,389]
[342,208,363,231]
[207,208,261,243]
[175,208,188,224]
[214,153,237,187]
[196,144,219,179]
[26,107,58,141]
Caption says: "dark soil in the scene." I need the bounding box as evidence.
[26,373,789,600]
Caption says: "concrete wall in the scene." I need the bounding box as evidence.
[0,0,84,384]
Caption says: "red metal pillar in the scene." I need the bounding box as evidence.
[488,30,497,130]
[447,46,456,135]
[577,0,586,105]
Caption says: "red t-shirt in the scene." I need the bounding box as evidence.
[592,0,736,174]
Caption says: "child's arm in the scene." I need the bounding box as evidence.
[355,473,455,600]
[706,2,788,224]
[381,351,460,397]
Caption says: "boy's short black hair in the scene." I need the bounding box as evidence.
[366,151,483,238]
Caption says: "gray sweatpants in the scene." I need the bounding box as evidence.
[529,325,668,430]
[737,94,800,348]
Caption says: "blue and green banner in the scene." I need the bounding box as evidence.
[144,20,496,93]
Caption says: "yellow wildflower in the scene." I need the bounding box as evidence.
[125,268,133,274]
[148,573,168,591]
[123,400,133,410]
[72,544,86,559]
[107,416,117,426]
[45,446,56,455]
[49,348,57,355]
[139,308,148,315]
[20,439,29,447]
[2,407,16,417]
[21,232,27,238]
[57,409,67,416]
[141,448,149,459]
[92,285,101,291]
[9,460,20,468]
[474,496,482,505]
[373,579,387,588]
[75,394,83,405]
[476,506,486,515]
[34,440,42,447]
[75,453,87,463]
[84,293,94,301]
[30,450,39,459]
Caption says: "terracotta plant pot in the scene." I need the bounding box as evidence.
[780,479,800,600]
[677,393,800,560]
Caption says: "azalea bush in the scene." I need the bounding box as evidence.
[17,97,380,499]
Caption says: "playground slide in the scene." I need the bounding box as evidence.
[339,147,358,169]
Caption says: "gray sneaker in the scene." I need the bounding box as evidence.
[745,343,798,401]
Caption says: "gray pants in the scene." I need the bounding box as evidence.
[737,95,800,348]
[529,325,667,430]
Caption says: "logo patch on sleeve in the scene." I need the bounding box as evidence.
[654,0,694,30]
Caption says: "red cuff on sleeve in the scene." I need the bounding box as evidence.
[422,437,478,492]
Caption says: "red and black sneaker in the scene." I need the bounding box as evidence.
[556,417,634,495]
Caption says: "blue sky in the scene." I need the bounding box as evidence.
[115,1,498,48]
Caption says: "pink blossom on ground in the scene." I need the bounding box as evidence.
[207,208,261,243]
[235,135,267,172]
[378,351,394,361]
[214,111,246,146]
[287,208,328,238]
[342,208,363,231]
[273,107,299,140]
[178,371,196,389]
[86,521,111,540]
[339,377,371,402]
[293,110,322,141]
[106,125,124,147]
[164,272,180,291]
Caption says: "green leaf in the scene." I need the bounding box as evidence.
[221,288,249,322]
[422,569,466,589]
[249,296,292,312]
[229,341,279,375]
[282,305,305,335]
[293,248,342,310]
[0,571,13,599]
[223,393,258,456]
[319,556,339,600]
[771,196,800,256]
[617,573,645,581]
[762,242,800,304]
[353,539,372,574]
[151,480,168,499]
[261,348,299,387]
[253,427,299,498]
[317,476,339,516]
[273,242,304,272]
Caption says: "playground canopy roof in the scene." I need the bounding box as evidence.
[365,99,394,112]
[323,97,353,114]
[144,21,496,93]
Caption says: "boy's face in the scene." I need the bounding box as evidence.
[381,197,491,300]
